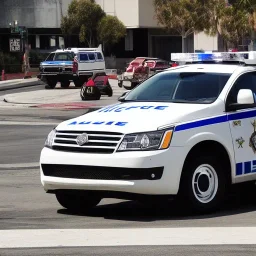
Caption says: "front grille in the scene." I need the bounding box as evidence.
[52,130,124,154]
[43,67,72,73]
[41,164,164,180]
[44,67,60,72]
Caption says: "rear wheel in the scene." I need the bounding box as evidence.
[107,86,113,97]
[74,77,89,88]
[178,155,228,213]
[60,81,70,88]
[118,81,123,88]
[131,82,139,89]
[56,191,101,212]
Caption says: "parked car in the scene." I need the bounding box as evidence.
[38,45,105,89]
[118,57,170,90]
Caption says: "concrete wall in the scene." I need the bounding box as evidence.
[95,0,139,28]
[96,0,159,28]
[138,0,158,28]
[0,0,72,28]
[194,32,218,52]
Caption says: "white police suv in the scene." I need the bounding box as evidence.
[40,51,256,213]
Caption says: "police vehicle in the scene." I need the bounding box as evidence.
[38,45,105,89]
[40,51,256,213]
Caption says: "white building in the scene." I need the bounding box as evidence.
[0,0,220,60]
[95,0,220,60]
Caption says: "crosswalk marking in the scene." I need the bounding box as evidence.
[1,227,256,248]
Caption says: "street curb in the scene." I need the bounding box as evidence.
[0,80,44,92]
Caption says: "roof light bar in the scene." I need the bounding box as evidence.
[171,51,256,65]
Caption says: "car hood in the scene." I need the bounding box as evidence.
[41,61,73,66]
[56,101,224,133]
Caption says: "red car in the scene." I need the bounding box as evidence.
[118,57,170,90]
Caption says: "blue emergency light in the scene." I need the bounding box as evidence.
[171,51,256,65]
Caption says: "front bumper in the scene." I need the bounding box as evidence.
[40,146,185,196]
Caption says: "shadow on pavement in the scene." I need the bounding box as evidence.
[57,184,256,222]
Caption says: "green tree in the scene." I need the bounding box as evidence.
[202,0,252,49]
[61,0,126,48]
[61,0,105,47]
[154,0,207,52]
[97,15,126,46]
[219,6,251,48]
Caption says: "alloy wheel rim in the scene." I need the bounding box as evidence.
[192,164,218,204]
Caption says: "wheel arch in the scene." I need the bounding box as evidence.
[180,140,233,189]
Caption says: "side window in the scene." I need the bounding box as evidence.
[88,53,96,61]
[46,53,55,61]
[80,53,89,61]
[227,72,256,106]
[96,52,103,60]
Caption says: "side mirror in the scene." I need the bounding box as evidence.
[227,89,256,111]
[237,89,255,104]
[118,91,130,102]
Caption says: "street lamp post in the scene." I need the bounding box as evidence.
[9,20,28,52]
[9,20,31,78]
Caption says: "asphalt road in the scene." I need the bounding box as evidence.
[1,88,256,255]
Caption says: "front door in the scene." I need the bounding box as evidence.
[227,71,256,181]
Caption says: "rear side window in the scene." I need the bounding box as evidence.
[88,53,96,61]
[96,52,103,60]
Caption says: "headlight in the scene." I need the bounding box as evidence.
[117,129,173,152]
[45,129,56,148]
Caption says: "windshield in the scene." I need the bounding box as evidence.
[124,72,231,104]
[54,52,75,61]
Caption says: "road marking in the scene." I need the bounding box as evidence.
[0,162,39,169]
[0,121,58,126]
[1,227,256,248]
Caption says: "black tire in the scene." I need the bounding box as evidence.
[131,82,138,89]
[74,77,89,88]
[108,86,113,97]
[46,79,57,89]
[61,81,70,88]
[118,81,123,88]
[56,191,101,212]
[178,155,228,213]
[80,86,101,101]
[74,80,84,88]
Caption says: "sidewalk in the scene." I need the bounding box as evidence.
[0,78,44,92]
[3,80,125,110]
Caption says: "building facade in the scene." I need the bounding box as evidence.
[0,0,72,53]
[0,0,220,61]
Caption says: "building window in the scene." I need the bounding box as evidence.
[50,36,56,47]
[125,30,133,51]
[59,37,65,49]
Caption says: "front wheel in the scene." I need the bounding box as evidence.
[56,191,101,212]
[46,79,57,89]
[178,155,228,213]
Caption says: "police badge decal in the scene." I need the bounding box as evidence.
[249,120,256,153]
